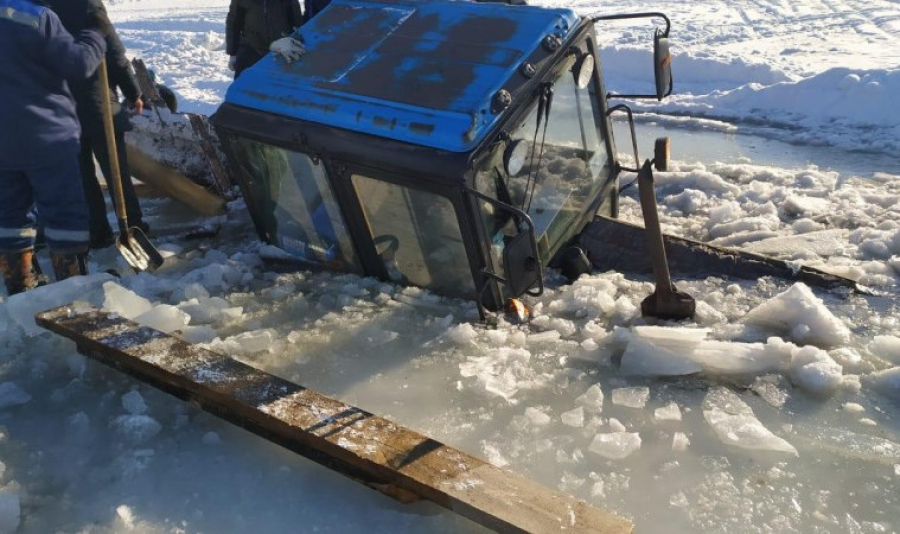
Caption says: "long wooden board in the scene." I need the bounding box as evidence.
[36,305,632,534]
[579,216,859,292]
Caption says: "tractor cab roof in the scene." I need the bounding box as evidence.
[224,0,579,152]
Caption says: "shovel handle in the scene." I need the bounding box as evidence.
[637,160,675,296]
[97,59,129,226]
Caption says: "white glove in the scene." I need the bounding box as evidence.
[227,55,236,71]
[269,37,305,63]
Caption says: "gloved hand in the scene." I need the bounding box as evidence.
[269,37,305,63]
[228,55,237,71]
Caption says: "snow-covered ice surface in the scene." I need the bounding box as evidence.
[0,0,898,532]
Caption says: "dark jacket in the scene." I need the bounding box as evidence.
[46,0,142,137]
[0,0,106,170]
[226,0,303,56]
[303,0,330,23]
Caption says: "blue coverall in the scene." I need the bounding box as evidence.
[0,0,106,254]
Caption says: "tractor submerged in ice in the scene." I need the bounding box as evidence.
[213,0,687,319]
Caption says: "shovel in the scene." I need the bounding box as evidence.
[98,59,164,272]
[636,158,695,320]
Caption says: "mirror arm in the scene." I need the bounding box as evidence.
[605,80,673,101]
[590,12,670,37]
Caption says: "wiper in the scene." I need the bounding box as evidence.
[522,83,554,213]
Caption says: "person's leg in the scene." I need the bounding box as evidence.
[29,158,90,281]
[78,133,114,247]
[0,169,42,294]
[87,118,146,233]
[113,125,146,232]
[234,45,264,78]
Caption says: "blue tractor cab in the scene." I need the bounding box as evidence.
[213,0,674,317]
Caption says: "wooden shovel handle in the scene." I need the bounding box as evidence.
[97,59,128,224]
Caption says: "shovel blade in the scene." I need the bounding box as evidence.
[116,227,164,272]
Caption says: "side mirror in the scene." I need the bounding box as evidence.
[594,12,674,101]
[503,231,541,297]
[653,29,673,100]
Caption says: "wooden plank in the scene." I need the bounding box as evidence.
[131,58,167,111]
[187,113,234,197]
[579,216,859,292]
[36,305,632,534]
[127,145,226,216]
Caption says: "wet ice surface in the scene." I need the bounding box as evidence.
[3,188,893,533]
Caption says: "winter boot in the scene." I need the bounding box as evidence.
[50,251,88,282]
[0,249,46,295]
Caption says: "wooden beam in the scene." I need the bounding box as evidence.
[36,305,632,534]
[579,216,859,292]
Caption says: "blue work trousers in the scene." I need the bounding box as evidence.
[0,157,89,253]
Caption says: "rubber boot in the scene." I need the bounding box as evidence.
[0,249,46,295]
[50,251,88,282]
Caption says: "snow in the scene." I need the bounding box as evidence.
[0,0,897,532]
[870,335,900,364]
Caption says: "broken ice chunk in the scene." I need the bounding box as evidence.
[0,382,31,409]
[561,406,585,428]
[111,414,162,445]
[702,387,798,455]
[654,402,682,422]
[608,418,626,432]
[672,432,690,452]
[692,340,789,375]
[611,387,650,409]
[227,329,276,355]
[750,375,791,408]
[121,390,147,415]
[619,336,703,377]
[866,367,900,401]
[134,304,190,334]
[743,283,850,348]
[870,336,900,364]
[789,345,843,395]
[576,384,604,413]
[588,432,642,459]
[103,281,153,319]
[525,407,551,427]
[459,347,532,402]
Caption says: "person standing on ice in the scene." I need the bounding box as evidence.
[47,0,148,250]
[226,0,307,78]
[0,0,106,295]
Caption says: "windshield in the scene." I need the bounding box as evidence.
[475,53,611,265]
